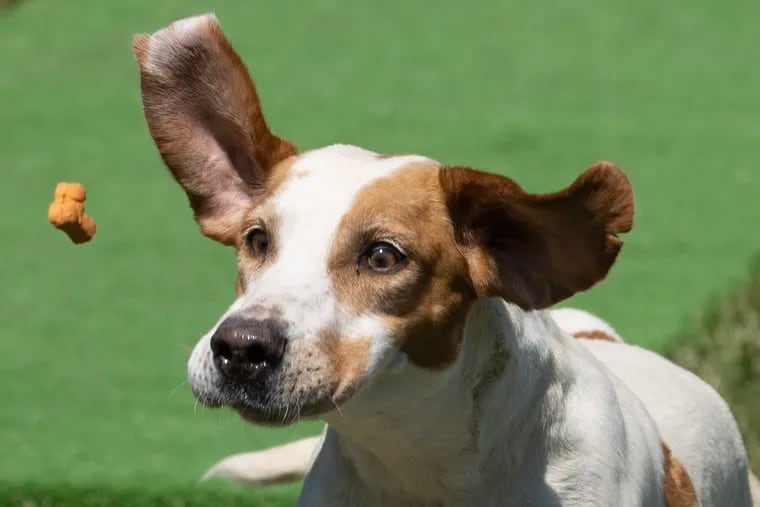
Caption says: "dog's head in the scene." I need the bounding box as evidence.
[134,15,634,426]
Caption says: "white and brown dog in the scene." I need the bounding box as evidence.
[134,15,757,507]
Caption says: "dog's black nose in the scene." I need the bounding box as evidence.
[210,318,287,380]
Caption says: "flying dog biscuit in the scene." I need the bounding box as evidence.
[48,182,97,244]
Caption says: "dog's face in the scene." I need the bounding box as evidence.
[134,15,634,426]
[186,149,479,425]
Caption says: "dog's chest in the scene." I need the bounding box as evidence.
[335,433,483,506]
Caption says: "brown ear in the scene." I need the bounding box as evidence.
[440,162,634,309]
[133,14,297,245]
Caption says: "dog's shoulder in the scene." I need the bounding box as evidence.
[542,338,667,506]
[473,311,666,506]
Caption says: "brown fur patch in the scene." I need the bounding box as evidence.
[328,162,477,370]
[317,332,373,403]
[662,442,697,507]
[440,162,634,309]
[256,156,299,203]
[571,330,620,343]
[133,17,297,245]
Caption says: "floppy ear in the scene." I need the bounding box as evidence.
[440,162,634,309]
[133,14,297,245]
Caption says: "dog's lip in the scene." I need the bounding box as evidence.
[189,385,225,408]
[229,389,359,426]
[233,405,296,426]
[199,397,224,408]
[193,379,364,425]
[232,400,329,426]
[230,379,365,425]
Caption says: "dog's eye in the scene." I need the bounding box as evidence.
[362,242,405,272]
[246,228,269,255]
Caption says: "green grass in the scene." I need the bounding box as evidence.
[1,483,298,507]
[1,0,759,504]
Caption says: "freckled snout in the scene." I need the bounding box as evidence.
[210,317,287,381]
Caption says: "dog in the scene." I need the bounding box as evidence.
[133,15,756,506]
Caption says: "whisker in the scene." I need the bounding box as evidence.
[331,397,347,423]
[169,379,189,399]
[282,404,290,425]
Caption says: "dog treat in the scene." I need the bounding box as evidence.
[48,182,97,244]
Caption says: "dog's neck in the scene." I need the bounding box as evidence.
[321,299,576,503]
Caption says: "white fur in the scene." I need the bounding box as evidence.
[580,339,752,506]
[298,301,666,506]
[294,302,752,506]
[751,473,760,506]
[550,307,623,341]
[201,435,322,485]
[141,14,218,74]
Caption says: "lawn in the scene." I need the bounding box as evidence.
[1,0,759,504]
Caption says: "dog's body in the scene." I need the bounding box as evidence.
[133,15,755,506]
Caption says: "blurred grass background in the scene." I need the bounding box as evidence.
[1,0,758,505]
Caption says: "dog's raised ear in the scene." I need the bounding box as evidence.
[133,14,297,245]
[440,162,634,309]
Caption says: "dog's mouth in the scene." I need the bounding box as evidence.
[188,333,371,426]
[189,383,225,409]
[190,380,355,427]
[232,399,334,426]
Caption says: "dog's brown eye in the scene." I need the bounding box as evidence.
[246,228,269,255]
[363,242,405,272]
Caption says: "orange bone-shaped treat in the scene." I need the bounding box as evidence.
[48,182,97,244]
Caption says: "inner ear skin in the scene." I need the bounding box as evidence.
[133,16,297,246]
